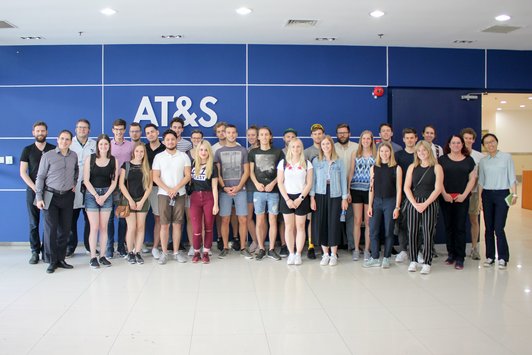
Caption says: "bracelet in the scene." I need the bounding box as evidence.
[512,193,518,197]
[394,207,400,210]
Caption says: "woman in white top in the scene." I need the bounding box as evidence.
[277,139,313,265]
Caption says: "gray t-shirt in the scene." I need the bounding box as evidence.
[215,145,248,188]
[304,145,320,162]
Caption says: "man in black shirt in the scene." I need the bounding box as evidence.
[19,121,56,264]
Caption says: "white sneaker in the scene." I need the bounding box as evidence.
[364,250,370,261]
[352,249,360,261]
[329,255,338,266]
[395,251,408,263]
[141,244,150,254]
[363,257,381,268]
[420,264,431,274]
[381,257,391,269]
[294,254,302,265]
[158,252,168,265]
[408,262,417,272]
[188,246,194,256]
[498,259,507,270]
[174,251,188,263]
[483,258,495,267]
[417,252,424,264]
[152,248,161,260]
[320,254,330,266]
[287,254,295,265]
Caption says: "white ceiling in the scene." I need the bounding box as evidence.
[483,93,532,113]
[1,1,532,49]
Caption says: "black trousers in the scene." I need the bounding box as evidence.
[43,191,75,264]
[68,208,90,252]
[440,198,469,262]
[25,188,42,253]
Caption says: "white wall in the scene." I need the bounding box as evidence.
[495,110,532,153]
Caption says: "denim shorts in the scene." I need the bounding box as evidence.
[253,192,279,215]
[85,187,113,212]
[219,190,248,217]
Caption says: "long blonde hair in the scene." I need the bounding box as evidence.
[193,140,214,179]
[285,138,306,169]
[130,142,152,191]
[318,135,339,161]
[413,140,437,167]
[375,142,397,167]
[356,130,376,158]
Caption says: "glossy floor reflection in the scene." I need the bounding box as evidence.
[0,204,531,354]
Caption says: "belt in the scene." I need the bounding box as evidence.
[46,187,72,195]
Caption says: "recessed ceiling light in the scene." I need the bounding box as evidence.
[520,105,526,108]
[101,8,117,16]
[315,37,336,42]
[500,100,507,104]
[517,264,523,268]
[370,10,385,18]
[528,97,532,100]
[495,14,511,22]
[236,7,252,15]
[161,35,183,39]
[525,288,531,294]
[497,108,502,111]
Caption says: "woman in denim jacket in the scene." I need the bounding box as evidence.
[310,135,349,266]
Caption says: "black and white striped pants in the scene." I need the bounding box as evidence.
[406,197,439,266]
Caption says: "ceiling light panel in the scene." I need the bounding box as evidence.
[101,8,117,16]
[236,7,252,15]
[495,14,511,22]
[370,10,385,18]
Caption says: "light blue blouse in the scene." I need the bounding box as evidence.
[478,151,516,190]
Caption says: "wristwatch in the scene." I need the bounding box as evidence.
[300,195,306,200]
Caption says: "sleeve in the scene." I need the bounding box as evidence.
[242,148,249,164]
[212,164,219,178]
[307,160,313,170]
[73,153,79,184]
[35,153,49,201]
[339,160,348,200]
[152,154,161,170]
[184,153,191,167]
[20,146,30,162]
[310,159,317,197]
[277,159,285,171]
[478,158,485,187]
[247,148,253,163]
[507,154,517,187]
[214,150,220,164]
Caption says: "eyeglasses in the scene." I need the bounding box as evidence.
[76,126,89,130]
[483,140,497,145]
[337,131,350,135]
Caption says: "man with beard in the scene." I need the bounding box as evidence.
[334,123,358,254]
[20,121,56,264]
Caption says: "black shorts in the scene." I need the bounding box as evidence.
[350,189,369,205]
[279,193,311,216]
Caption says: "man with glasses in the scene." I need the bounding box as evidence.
[129,122,142,143]
[335,123,358,254]
[107,118,134,258]
[68,119,96,257]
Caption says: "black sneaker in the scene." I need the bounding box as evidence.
[119,251,128,258]
[135,253,144,265]
[231,238,241,251]
[89,257,100,269]
[29,252,39,265]
[99,256,112,267]
[127,252,136,264]
[217,238,224,251]
[256,249,266,260]
[279,245,289,258]
[267,249,282,261]
[307,247,316,260]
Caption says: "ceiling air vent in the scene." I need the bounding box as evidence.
[285,19,318,27]
[482,25,521,34]
[0,20,17,29]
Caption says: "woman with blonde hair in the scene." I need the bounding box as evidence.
[404,140,443,274]
[189,140,219,263]
[120,142,152,264]
[310,135,349,266]
[277,138,313,265]
[348,130,376,261]
[364,142,402,269]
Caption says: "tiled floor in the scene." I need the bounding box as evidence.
[1,203,531,354]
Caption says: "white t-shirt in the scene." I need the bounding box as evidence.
[277,159,313,194]
[470,149,485,193]
[152,150,191,196]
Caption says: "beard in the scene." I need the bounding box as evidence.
[337,136,349,145]
[35,135,47,143]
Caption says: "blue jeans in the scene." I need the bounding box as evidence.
[369,197,396,259]
[482,190,510,262]
[106,195,127,257]
[253,192,279,215]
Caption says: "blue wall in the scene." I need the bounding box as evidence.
[1,44,532,242]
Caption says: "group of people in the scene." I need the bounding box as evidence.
[21,118,518,275]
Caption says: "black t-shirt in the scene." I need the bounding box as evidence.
[146,141,166,168]
[20,142,56,182]
[395,150,414,189]
[122,162,145,199]
[90,158,114,188]
[191,162,219,192]
[248,147,284,192]
[438,155,475,194]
